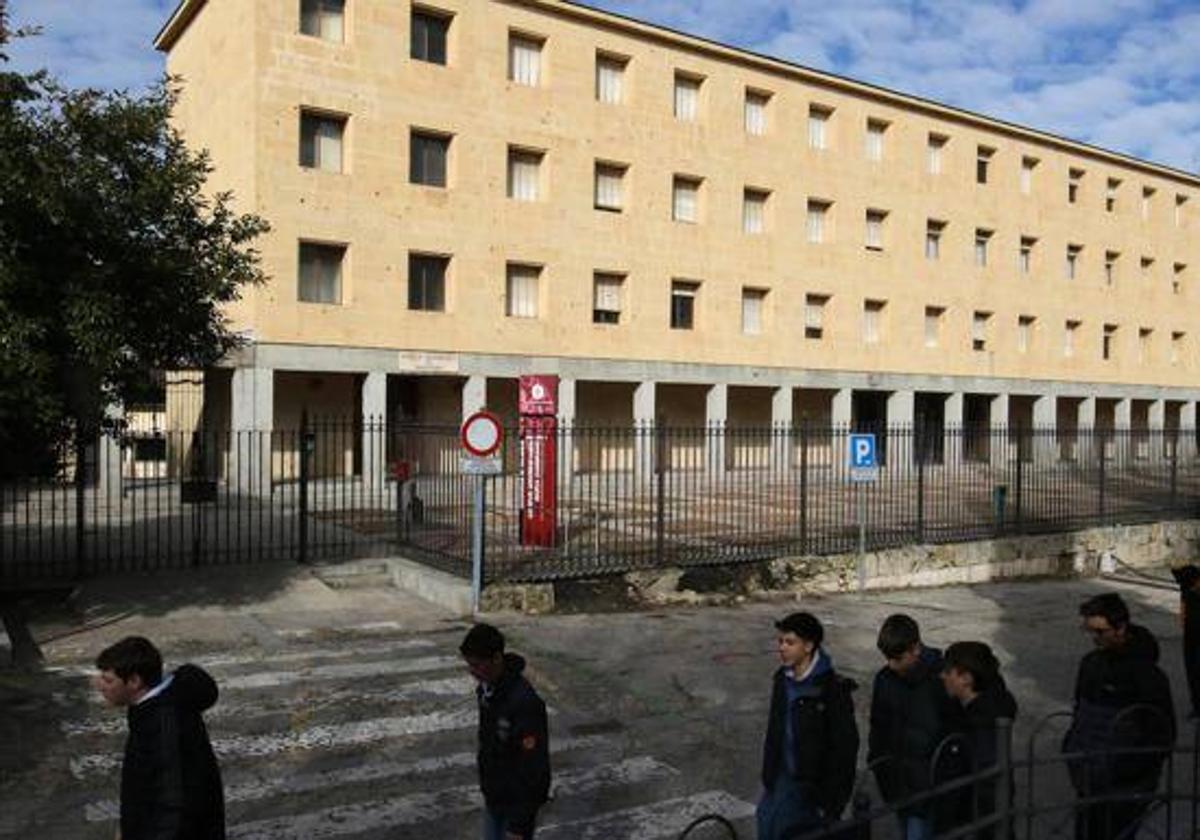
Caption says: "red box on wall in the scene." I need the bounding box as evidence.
[518,375,558,416]
[519,375,558,547]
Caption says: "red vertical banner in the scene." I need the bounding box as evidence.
[519,376,558,547]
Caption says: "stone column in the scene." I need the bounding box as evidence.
[1180,402,1198,459]
[831,388,853,427]
[556,377,576,483]
[706,383,728,473]
[1147,399,1166,461]
[633,381,656,475]
[1114,398,1132,429]
[461,375,486,422]
[989,393,1010,466]
[887,390,915,466]
[230,366,274,494]
[771,386,793,469]
[98,402,124,501]
[1077,396,1097,464]
[944,392,965,465]
[1031,394,1057,462]
[360,372,386,492]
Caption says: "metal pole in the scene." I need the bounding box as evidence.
[857,480,866,593]
[471,475,484,614]
[994,717,1013,840]
[299,413,309,565]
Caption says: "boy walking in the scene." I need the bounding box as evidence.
[460,623,551,840]
[758,611,859,839]
[93,636,224,840]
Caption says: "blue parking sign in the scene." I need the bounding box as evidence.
[849,433,877,468]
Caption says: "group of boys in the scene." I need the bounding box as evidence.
[89,566,1200,840]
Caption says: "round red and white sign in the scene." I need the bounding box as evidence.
[461,411,503,457]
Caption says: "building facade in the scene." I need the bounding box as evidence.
[155,0,1200,482]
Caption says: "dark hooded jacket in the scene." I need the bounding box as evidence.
[760,649,860,821]
[1063,624,1176,794]
[121,664,224,840]
[475,652,551,834]
[1171,564,1200,715]
[868,645,959,817]
[943,679,1019,839]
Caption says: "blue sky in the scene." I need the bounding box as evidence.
[7,0,1200,173]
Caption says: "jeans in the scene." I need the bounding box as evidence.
[757,778,824,840]
[482,809,535,840]
[897,815,935,840]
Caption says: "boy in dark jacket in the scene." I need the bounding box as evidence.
[1063,593,1175,840]
[868,614,958,840]
[94,636,224,840]
[1170,563,1200,718]
[461,623,551,840]
[757,611,860,840]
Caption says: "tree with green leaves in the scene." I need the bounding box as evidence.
[0,9,269,477]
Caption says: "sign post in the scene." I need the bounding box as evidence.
[848,433,878,593]
[519,376,559,547]
[461,411,504,613]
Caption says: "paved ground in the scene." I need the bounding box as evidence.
[1,563,1197,839]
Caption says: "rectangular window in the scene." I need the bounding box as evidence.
[807,200,829,244]
[1020,156,1038,194]
[742,288,766,335]
[672,176,700,223]
[409,130,449,186]
[508,34,543,86]
[1068,168,1084,204]
[972,311,991,352]
[865,119,886,161]
[408,253,447,311]
[1105,251,1119,287]
[974,229,991,267]
[925,220,944,260]
[1106,178,1120,212]
[805,294,827,339]
[1177,194,1189,227]
[595,53,626,104]
[976,146,994,184]
[863,299,885,344]
[1019,237,1036,274]
[671,280,698,330]
[1102,324,1117,360]
[808,106,831,149]
[1139,327,1153,363]
[411,7,450,64]
[1174,262,1187,295]
[1064,320,1080,357]
[592,272,623,324]
[594,162,625,212]
[1142,186,1155,220]
[507,147,542,201]
[924,306,944,348]
[744,90,769,135]
[865,209,886,251]
[505,263,540,318]
[1066,244,1082,280]
[674,73,700,121]
[299,111,345,172]
[1018,315,1035,353]
[300,0,344,41]
[298,242,344,304]
[743,189,768,234]
[927,134,946,175]
[1172,331,1185,365]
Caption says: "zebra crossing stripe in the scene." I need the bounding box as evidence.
[82,733,616,822]
[536,790,756,840]
[227,757,679,840]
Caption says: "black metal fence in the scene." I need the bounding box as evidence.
[2,421,1198,588]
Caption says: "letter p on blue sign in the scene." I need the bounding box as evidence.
[849,434,876,469]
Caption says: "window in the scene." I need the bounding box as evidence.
[976,146,994,184]
[508,34,543,86]
[1138,327,1153,363]
[927,134,947,175]
[299,111,345,172]
[594,162,626,212]
[1068,168,1084,204]
[1174,262,1187,295]
[298,242,344,304]
[808,105,831,149]
[1020,156,1038,194]
[865,119,887,161]
[743,189,768,234]
[592,272,623,324]
[863,299,885,344]
[1141,186,1155,220]
[924,306,944,348]
[974,229,992,267]
[742,288,766,335]
[409,130,449,186]
[1066,244,1082,280]
[1018,315,1035,353]
[1177,194,1189,227]
[505,263,540,318]
[674,73,700,121]
[1019,237,1036,274]
[507,147,542,201]
[1141,256,1155,280]
[1172,331,1185,365]
[408,253,447,311]
[744,90,769,136]
[672,176,700,223]
[804,294,828,339]
[1102,324,1117,361]
[1106,178,1120,213]
[300,0,344,41]
[972,311,991,352]
[1104,251,1119,287]
[411,7,450,64]
[595,53,626,104]
[807,200,829,243]
[671,280,698,330]
[925,220,944,260]
[1064,320,1080,357]
[865,209,887,251]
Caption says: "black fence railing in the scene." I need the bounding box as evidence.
[2,422,1198,587]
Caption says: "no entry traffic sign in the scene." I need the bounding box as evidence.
[461,411,503,458]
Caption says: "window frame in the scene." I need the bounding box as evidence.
[670,280,699,330]
[410,6,451,65]
[297,240,346,305]
[409,129,450,187]
[407,252,449,312]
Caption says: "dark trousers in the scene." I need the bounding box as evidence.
[1074,800,1149,840]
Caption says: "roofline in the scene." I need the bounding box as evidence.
[154,0,205,53]
[533,0,1200,187]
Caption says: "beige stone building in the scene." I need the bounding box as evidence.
[155,0,1200,482]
